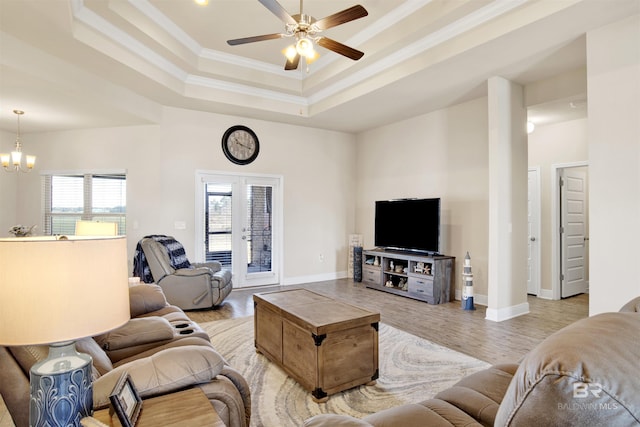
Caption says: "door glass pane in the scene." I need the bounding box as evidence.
[206,183,232,266]
[246,185,273,273]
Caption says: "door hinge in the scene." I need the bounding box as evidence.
[559,177,564,186]
[560,273,565,282]
[560,226,564,234]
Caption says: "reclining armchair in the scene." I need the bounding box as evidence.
[134,235,232,310]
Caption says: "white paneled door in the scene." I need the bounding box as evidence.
[196,172,282,288]
[527,168,541,295]
[560,168,588,298]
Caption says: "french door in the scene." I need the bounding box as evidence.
[196,172,282,288]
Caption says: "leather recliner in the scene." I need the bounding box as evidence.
[139,236,232,310]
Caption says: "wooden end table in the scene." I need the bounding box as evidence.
[253,288,380,402]
[92,388,223,427]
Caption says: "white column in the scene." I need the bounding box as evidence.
[486,76,530,321]
[587,15,640,314]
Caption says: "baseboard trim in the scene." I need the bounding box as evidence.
[537,289,554,300]
[485,302,530,322]
[454,289,488,306]
[284,271,348,286]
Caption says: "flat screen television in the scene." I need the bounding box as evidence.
[374,198,440,254]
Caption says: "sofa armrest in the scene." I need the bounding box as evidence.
[495,312,640,426]
[619,296,640,312]
[94,317,174,351]
[174,267,213,277]
[211,269,232,288]
[192,261,222,273]
[93,345,226,409]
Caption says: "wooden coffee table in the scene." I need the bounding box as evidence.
[253,288,380,402]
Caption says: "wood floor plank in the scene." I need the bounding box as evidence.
[187,279,589,365]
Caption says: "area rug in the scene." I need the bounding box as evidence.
[202,317,490,427]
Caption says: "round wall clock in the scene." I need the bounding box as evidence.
[221,125,260,165]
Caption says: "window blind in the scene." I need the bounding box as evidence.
[42,173,127,235]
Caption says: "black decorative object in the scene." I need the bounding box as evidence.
[353,246,363,282]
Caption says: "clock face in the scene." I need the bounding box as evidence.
[222,125,259,165]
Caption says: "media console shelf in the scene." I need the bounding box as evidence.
[362,249,454,304]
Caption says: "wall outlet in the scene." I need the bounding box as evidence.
[319,253,324,262]
[174,221,187,230]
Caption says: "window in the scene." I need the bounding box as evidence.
[42,172,126,235]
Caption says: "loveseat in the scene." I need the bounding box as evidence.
[305,297,640,427]
[0,284,250,427]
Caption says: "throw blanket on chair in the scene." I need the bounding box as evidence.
[133,235,192,283]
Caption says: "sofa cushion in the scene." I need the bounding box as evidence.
[10,341,106,381]
[94,317,174,351]
[129,283,168,318]
[75,337,113,376]
[495,312,640,426]
[433,363,517,426]
[93,345,226,408]
[8,345,48,375]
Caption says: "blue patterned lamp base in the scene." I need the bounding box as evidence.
[29,342,93,427]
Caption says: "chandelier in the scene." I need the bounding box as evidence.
[1,110,35,173]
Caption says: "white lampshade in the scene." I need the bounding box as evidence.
[0,236,130,346]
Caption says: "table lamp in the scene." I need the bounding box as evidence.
[74,220,118,236]
[0,236,130,427]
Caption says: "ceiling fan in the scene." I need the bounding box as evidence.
[227,0,368,70]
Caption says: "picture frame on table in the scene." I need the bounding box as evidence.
[109,373,142,427]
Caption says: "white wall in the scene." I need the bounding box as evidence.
[528,118,588,293]
[355,97,490,300]
[587,14,640,314]
[0,130,19,233]
[11,106,357,283]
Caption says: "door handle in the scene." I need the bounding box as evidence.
[530,237,536,242]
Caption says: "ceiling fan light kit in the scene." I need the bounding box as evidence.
[227,0,368,71]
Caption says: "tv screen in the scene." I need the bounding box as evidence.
[374,198,440,254]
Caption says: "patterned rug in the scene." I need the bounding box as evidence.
[202,317,490,427]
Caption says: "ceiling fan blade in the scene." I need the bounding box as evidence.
[317,37,364,60]
[227,33,284,46]
[284,53,300,70]
[314,5,368,30]
[258,0,297,26]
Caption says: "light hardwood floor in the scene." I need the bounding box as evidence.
[187,279,589,365]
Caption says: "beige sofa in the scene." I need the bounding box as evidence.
[0,284,250,427]
[305,297,640,427]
